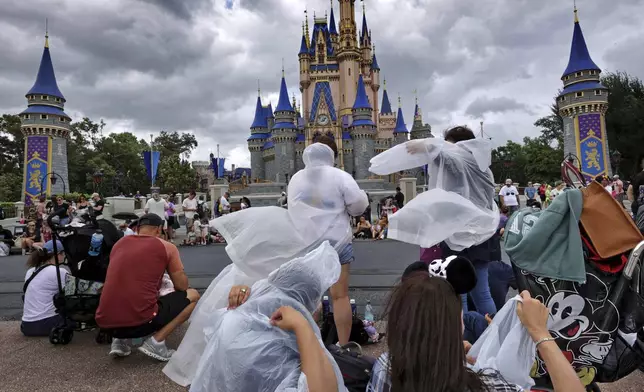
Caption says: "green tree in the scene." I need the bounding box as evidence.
[534,103,564,148]
[150,131,199,194]
[0,114,24,174]
[602,71,644,177]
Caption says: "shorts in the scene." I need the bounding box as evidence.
[167,216,175,226]
[337,243,354,265]
[110,291,190,339]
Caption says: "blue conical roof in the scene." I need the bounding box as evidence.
[329,7,338,35]
[27,40,65,100]
[275,76,294,112]
[352,74,372,110]
[394,107,408,133]
[250,96,267,128]
[562,12,600,78]
[299,33,308,55]
[371,54,380,70]
[361,12,369,41]
[381,89,392,114]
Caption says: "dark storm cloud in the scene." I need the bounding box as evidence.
[0,0,643,166]
[465,97,533,118]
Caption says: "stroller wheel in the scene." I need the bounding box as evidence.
[587,383,601,392]
[96,330,112,345]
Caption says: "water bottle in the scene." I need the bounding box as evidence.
[88,230,104,257]
[322,296,330,318]
[364,300,374,322]
[350,299,357,317]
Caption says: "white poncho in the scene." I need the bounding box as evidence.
[163,143,368,386]
[369,137,499,251]
[190,242,347,392]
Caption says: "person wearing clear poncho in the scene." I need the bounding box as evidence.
[189,241,346,392]
[163,140,368,386]
[369,126,500,316]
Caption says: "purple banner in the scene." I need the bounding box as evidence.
[578,113,607,179]
[24,136,50,205]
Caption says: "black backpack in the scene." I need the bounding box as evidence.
[320,312,370,346]
[326,342,376,392]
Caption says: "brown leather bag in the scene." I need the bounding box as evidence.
[580,181,643,258]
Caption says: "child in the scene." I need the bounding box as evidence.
[192,214,202,245]
[200,217,209,245]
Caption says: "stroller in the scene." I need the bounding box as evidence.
[509,160,644,391]
[46,210,122,345]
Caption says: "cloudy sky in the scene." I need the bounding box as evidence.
[1,0,643,168]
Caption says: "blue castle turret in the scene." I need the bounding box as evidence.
[21,31,71,203]
[350,74,376,180]
[558,7,611,180]
[393,96,409,146]
[248,94,271,182]
[271,73,297,182]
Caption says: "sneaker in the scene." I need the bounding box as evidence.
[137,337,175,362]
[109,338,132,357]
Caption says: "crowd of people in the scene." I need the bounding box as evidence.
[15,126,644,392]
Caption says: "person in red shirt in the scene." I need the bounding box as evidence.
[96,213,200,361]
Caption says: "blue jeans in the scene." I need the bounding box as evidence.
[488,261,516,311]
[463,311,489,344]
[461,260,497,316]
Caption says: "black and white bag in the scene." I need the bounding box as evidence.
[326,342,376,392]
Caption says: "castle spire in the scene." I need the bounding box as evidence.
[299,22,309,54]
[380,79,392,114]
[26,26,64,100]
[304,9,311,47]
[250,95,267,128]
[360,0,369,41]
[275,74,294,112]
[352,74,372,110]
[562,6,600,78]
[329,0,338,35]
[45,18,49,48]
[394,102,408,134]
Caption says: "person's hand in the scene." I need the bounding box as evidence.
[463,341,475,365]
[227,285,251,309]
[405,139,430,155]
[270,306,309,332]
[516,290,551,342]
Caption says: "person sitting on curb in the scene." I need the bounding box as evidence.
[96,213,200,361]
[21,240,68,336]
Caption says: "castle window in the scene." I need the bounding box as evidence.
[41,114,48,120]
[575,72,583,77]
[342,94,345,103]
[23,114,30,120]
[348,68,351,76]
[42,95,49,100]
[595,90,602,96]
[559,96,565,102]
[590,70,597,75]
[575,92,584,98]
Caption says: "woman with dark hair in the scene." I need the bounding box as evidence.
[369,273,585,392]
[21,240,68,336]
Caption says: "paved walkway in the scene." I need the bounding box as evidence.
[0,320,642,392]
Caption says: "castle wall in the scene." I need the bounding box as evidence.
[250,150,265,181]
[274,141,296,183]
[352,137,375,180]
[50,137,69,195]
[264,156,276,182]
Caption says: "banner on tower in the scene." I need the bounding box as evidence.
[142,151,161,182]
[211,157,226,178]
[576,113,609,181]
[23,136,51,206]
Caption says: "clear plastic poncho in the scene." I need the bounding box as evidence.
[163,143,367,386]
[190,241,347,392]
[369,138,499,251]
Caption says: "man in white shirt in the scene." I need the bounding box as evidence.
[144,193,169,239]
[499,179,520,214]
[219,192,231,215]
[182,191,198,233]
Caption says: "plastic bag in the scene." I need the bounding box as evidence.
[468,295,536,390]
[369,138,499,251]
[189,241,347,392]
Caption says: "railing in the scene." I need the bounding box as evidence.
[0,205,19,219]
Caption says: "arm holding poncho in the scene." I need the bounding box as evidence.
[369,138,499,251]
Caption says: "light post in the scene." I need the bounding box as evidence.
[92,170,104,193]
[610,150,622,177]
[40,172,66,198]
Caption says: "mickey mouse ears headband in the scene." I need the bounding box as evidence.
[403,256,477,295]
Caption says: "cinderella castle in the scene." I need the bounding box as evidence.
[247,0,432,185]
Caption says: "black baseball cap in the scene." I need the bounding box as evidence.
[137,213,164,228]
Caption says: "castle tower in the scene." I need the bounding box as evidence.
[350,74,376,179]
[410,98,432,140]
[247,92,270,182]
[21,31,71,204]
[337,0,360,117]
[558,7,610,180]
[377,79,395,141]
[359,2,372,75]
[329,1,339,53]
[392,97,409,146]
[272,73,297,182]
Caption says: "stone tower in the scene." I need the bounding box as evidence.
[248,94,270,182]
[21,32,71,205]
[392,97,409,147]
[350,74,376,179]
[558,7,610,180]
[337,0,361,118]
[272,74,297,182]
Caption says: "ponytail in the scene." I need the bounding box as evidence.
[26,247,52,269]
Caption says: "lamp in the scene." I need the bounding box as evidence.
[50,175,57,185]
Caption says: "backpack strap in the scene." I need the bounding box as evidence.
[23,264,53,295]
